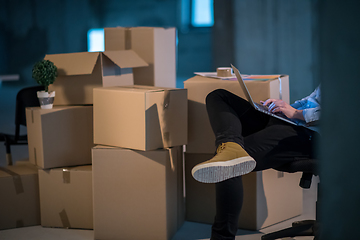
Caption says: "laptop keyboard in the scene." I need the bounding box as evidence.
[255,102,269,112]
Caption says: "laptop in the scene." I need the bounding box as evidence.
[231,64,298,126]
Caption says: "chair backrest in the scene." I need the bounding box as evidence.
[14,86,44,138]
[274,158,318,189]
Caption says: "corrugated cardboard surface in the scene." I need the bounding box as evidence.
[184,153,302,230]
[0,164,40,230]
[93,85,187,151]
[104,27,176,88]
[26,106,94,169]
[92,146,184,240]
[45,50,147,105]
[184,75,289,154]
[38,165,93,229]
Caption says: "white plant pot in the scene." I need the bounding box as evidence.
[37,91,55,109]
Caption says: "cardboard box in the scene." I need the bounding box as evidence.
[38,165,93,229]
[105,27,176,88]
[93,85,187,151]
[0,163,40,230]
[92,145,185,240]
[45,50,148,105]
[185,153,303,230]
[184,75,289,153]
[26,106,94,169]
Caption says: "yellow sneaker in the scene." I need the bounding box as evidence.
[191,142,256,183]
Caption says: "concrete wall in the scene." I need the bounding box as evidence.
[233,0,318,102]
[1,0,319,166]
[0,0,211,135]
[318,0,360,238]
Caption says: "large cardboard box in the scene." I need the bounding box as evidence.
[26,106,94,169]
[38,165,93,229]
[184,75,289,153]
[0,163,40,230]
[92,146,185,240]
[93,85,187,151]
[185,153,303,230]
[105,27,176,88]
[45,50,148,105]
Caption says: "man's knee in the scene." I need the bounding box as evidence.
[206,89,231,105]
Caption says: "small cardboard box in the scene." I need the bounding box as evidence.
[38,165,93,229]
[184,75,289,153]
[185,153,302,230]
[45,50,148,105]
[92,145,185,240]
[0,163,40,230]
[93,85,187,151]
[105,27,176,88]
[26,106,94,169]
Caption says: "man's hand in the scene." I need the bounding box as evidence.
[261,99,304,121]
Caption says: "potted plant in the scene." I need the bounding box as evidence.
[32,59,57,109]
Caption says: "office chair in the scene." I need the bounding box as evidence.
[261,158,320,240]
[0,85,44,165]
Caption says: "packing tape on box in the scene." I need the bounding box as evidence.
[34,148,37,165]
[278,77,282,100]
[59,209,71,229]
[167,147,175,171]
[0,167,24,194]
[125,28,132,50]
[62,168,71,184]
[163,90,171,110]
[162,90,171,148]
[217,67,233,77]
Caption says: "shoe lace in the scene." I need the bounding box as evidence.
[217,143,226,153]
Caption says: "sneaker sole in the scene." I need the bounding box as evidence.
[191,156,256,183]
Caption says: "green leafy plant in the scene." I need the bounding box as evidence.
[32,59,57,93]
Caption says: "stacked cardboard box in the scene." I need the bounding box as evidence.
[25,106,94,229]
[45,50,148,105]
[88,27,182,240]
[88,27,183,240]
[92,145,185,240]
[183,74,303,230]
[21,27,179,234]
[0,162,40,230]
[92,85,187,240]
[38,165,93,229]
[104,27,176,88]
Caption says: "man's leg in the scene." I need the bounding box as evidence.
[211,176,243,240]
[206,89,270,147]
[203,89,269,239]
[211,123,314,240]
[244,119,314,171]
[205,90,315,239]
[191,89,270,183]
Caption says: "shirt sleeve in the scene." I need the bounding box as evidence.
[302,106,321,123]
[290,86,321,123]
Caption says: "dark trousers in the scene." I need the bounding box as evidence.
[206,89,317,240]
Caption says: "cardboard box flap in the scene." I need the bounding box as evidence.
[103,50,148,69]
[45,52,100,76]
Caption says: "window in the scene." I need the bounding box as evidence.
[181,0,214,31]
[87,28,104,52]
[191,0,214,27]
